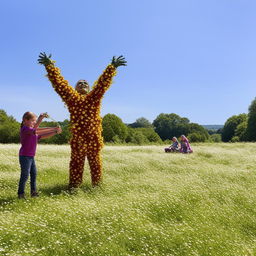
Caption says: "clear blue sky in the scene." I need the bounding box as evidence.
[1,0,256,125]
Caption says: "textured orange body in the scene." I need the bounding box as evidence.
[45,63,116,187]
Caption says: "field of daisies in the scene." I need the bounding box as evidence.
[1,143,256,256]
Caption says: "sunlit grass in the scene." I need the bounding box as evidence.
[1,143,256,255]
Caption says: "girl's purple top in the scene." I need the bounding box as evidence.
[19,126,41,156]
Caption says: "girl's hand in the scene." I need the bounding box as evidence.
[39,113,49,119]
[56,126,62,134]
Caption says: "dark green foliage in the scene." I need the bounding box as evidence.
[0,109,20,143]
[153,113,190,141]
[221,114,247,142]
[235,121,248,142]
[126,128,148,144]
[188,132,206,142]
[40,119,71,144]
[153,113,207,142]
[102,114,128,142]
[188,123,209,142]
[125,127,162,144]
[210,134,222,142]
[136,128,162,143]
[246,98,256,141]
[129,117,152,128]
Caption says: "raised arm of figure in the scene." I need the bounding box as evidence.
[38,52,80,105]
[90,55,127,100]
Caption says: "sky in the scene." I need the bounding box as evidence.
[0,0,256,125]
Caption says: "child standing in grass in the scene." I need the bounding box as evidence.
[18,111,62,199]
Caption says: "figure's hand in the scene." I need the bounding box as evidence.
[111,55,127,68]
[38,52,54,66]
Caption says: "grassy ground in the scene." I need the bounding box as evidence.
[0,143,256,256]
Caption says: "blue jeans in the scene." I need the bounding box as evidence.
[18,156,37,195]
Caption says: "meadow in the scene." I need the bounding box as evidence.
[0,143,256,256]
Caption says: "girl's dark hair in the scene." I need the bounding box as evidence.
[21,112,36,128]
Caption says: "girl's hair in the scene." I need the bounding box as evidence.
[181,135,188,141]
[21,112,37,128]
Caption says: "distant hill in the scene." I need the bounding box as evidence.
[202,125,223,131]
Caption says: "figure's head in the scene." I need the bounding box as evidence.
[75,80,90,95]
[22,111,37,128]
[172,137,177,142]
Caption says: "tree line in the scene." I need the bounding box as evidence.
[1,97,256,145]
[221,97,256,142]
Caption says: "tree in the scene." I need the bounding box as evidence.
[0,109,20,143]
[40,119,71,144]
[188,123,209,142]
[235,121,248,141]
[129,117,152,128]
[210,134,222,142]
[246,98,256,141]
[221,114,247,142]
[153,113,190,141]
[133,128,162,143]
[102,114,128,142]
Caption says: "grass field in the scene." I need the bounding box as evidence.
[1,143,256,256]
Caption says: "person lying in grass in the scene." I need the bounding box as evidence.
[18,111,62,199]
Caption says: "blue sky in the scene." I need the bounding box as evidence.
[1,0,256,125]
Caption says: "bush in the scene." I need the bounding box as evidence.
[102,114,128,142]
[222,114,247,142]
[210,134,222,142]
[0,110,20,143]
[187,132,206,142]
[230,136,240,143]
[246,98,256,141]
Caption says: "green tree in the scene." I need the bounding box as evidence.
[129,117,152,128]
[188,123,209,142]
[221,114,247,142]
[126,128,148,145]
[235,121,248,141]
[0,110,20,143]
[134,127,162,143]
[210,134,222,142]
[102,114,128,142]
[40,119,71,144]
[153,113,190,141]
[246,98,256,141]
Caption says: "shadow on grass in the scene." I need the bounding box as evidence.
[40,183,104,196]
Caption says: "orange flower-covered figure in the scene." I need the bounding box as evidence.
[38,53,126,187]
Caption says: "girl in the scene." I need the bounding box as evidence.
[165,137,180,152]
[18,111,62,199]
[180,135,193,153]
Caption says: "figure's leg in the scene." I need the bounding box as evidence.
[87,149,102,186]
[69,142,86,188]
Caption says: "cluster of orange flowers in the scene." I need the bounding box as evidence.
[45,63,116,187]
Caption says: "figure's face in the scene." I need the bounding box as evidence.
[172,138,176,142]
[75,80,90,95]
